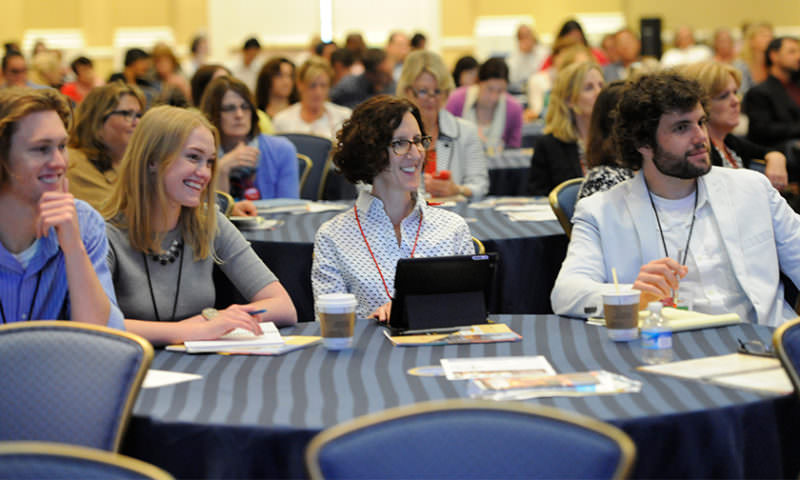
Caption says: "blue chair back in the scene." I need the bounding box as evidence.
[548,177,584,238]
[774,317,800,394]
[318,157,358,201]
[277,133,333,200]
[0,321,153,452]
[306,399,635,480]
[0,441,173,480]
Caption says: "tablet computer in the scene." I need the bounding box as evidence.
[388,253,498,335]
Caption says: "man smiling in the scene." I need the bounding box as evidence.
[0,88,123,327]
[551,72,800,326]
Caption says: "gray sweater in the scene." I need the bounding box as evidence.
[106,211,277,322]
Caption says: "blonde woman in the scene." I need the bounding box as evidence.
[397,50,488,198]
[272,57,351,138]
[527,61,604,196]
[67,82,145,210]
[103,106,296,345]
[679,61,787,190]
[734,23,773,95]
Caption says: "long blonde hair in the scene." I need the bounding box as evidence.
[103,105,220,260]
[545,61,602,143]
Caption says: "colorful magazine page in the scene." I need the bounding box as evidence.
[469,370,643,400]
[384,324,521,347]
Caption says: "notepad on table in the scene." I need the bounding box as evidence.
[383,323,521,347]
[588,307,742,332]
[182,322,284,353]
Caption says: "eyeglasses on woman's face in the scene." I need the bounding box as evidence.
[106,109,143,123]
[389,135,432,155]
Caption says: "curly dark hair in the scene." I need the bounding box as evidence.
[333,95,425,184]
[613,72,708,170]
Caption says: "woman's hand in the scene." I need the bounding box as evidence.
[424,173,461,197]
[764,151,788,191]
[231,200,257,217]
[184,304,264,340]
[218,142,259,177]
[369,302,392,323]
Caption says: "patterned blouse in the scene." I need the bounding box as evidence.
[312,189,475,319]
[577,165,635,201]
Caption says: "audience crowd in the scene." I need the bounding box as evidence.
[3,18,800,336]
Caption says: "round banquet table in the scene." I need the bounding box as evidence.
[216,199,568,322]
[122,315,800,479]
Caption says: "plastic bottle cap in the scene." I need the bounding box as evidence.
[647,301,663,313]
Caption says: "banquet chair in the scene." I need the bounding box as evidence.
[215,190,234,217]
[472,236,486,254]
[305,399,635,480]
[318,156,358,201]
[277,133,333,200]
[297,153,313,193]
[0,321,153,452]
[0,441,173,480]
[773,317,800,394]
[548,177,584,238]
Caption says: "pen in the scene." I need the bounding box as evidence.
[248,309,267,316]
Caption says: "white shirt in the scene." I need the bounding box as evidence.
[660,45,712,67]
[312,189,475,319]
[507,45,549,92]
[649,186,755,322]
[229,58,261,93]
[272,102,352,139]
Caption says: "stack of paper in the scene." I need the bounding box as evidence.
[588,307,742,332]
[495,204,557,222]
[182,322,284,353]
[384,324,521,347]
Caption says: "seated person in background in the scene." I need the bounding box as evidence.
[199,76,298,200]
[30,51,64,89]
[397,50,489,199]
[539,19,609,71]
[312,95,474,321]
[0,88,123,327]
[152,43,192,104]
[2,51,39,88]
[60,56,100,103]
[67,82,145,211]
[272,57,352,139]
[506,25,548,94]
[743,37,800,149]
[103,106,297,344]
[330,48,355,86]
[712,28,737,64]
[229,37,262,93]
[660,26,712,67]
[733,23,773,96]
[446,57,523,150]
[108,48,159,107]
[190,64,230,106]
[452,56,479,88]
[602,28,642,83]
[526,41,591,121]
[255,57,298,119]
[577,81,635,200]
[551,72,800,326]
[330,48,395,109]
[527,61,604,196]
[679,61,788,190]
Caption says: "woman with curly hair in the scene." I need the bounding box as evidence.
[311,95,474,321]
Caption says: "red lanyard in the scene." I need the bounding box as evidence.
[354,204,423,300]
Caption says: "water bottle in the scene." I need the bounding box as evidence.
[641,301,673,365]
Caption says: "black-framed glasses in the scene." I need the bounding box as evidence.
[220,103,252,114]
[389,136,432,155]
[737,338,775,357]
[410,87,442,99]
[107,109,142,122]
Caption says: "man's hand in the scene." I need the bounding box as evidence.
[632,257,687,309]
[37,177,83,254]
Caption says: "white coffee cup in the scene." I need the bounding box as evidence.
[316,293,358,350]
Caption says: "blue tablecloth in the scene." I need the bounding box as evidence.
[123,315,800,479]
[487,148,531,196]
[219,200,567,322]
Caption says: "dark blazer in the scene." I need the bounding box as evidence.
[527,133,582,196]
[743,75,800,148]
[710,134,769,168]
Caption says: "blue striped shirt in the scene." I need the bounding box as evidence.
[0,199,124,329]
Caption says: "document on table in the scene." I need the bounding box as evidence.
[495,204,557,222]
[638,353,792,394]
[588,307,742,332]
[440,355,556,380]
[384,324,521,347]
[182,322,284,353]
[142,369,202,389]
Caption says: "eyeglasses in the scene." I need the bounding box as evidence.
[220,103,252,114]
[107,109,142,122]
[389,136,432,155]
[737,338,775,357]
[410,87,442,99]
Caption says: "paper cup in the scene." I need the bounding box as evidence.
[317,293,358,350]
[603,291,641,342]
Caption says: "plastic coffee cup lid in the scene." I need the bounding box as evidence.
[602,290,640,305]
[317,293,358,310]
